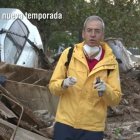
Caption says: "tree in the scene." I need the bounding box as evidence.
[0,0,139,50]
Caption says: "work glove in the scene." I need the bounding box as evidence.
[62,76,77,88]
[94,78,106,97]
[0,75,7,86]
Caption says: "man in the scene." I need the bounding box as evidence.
[49,15,122,140]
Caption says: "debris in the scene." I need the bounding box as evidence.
[0,62,56,139]
[105,66,140,139]
[0,119,51,140]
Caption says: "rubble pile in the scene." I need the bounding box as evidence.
[0,66,139,140]
[105,66,140,140]
[0,63,55,140]
[0,86,54,140]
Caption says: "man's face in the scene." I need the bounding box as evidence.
[82,20,104,47]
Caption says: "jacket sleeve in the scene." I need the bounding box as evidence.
[102,64,122,106]
[49,48,69,96]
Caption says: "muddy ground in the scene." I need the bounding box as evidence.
[104,67,140,140]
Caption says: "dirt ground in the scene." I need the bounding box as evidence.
[104,67,140,140]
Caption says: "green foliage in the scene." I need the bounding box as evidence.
[0,0,139,50]
[95,0,140,48]
[47,31,78,50]
[114,127,124,139]
[114,127,121,136]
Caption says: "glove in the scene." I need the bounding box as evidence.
[94,79,106,97]
[0,75,7,86]
[62,77,77,88]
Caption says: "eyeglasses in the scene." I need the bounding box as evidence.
[85,28,103,34]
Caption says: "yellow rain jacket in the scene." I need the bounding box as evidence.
[49,42,122,131]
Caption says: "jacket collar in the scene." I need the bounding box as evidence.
[73,41,118,75]
[73,42,88,68]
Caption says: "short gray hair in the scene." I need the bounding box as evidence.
[83,16,105,32]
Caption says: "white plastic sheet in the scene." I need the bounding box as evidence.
[105,38,134,72]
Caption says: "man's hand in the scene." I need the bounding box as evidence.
[94,79,106,97]
[0,75,7,86]
[62,77,77,88]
